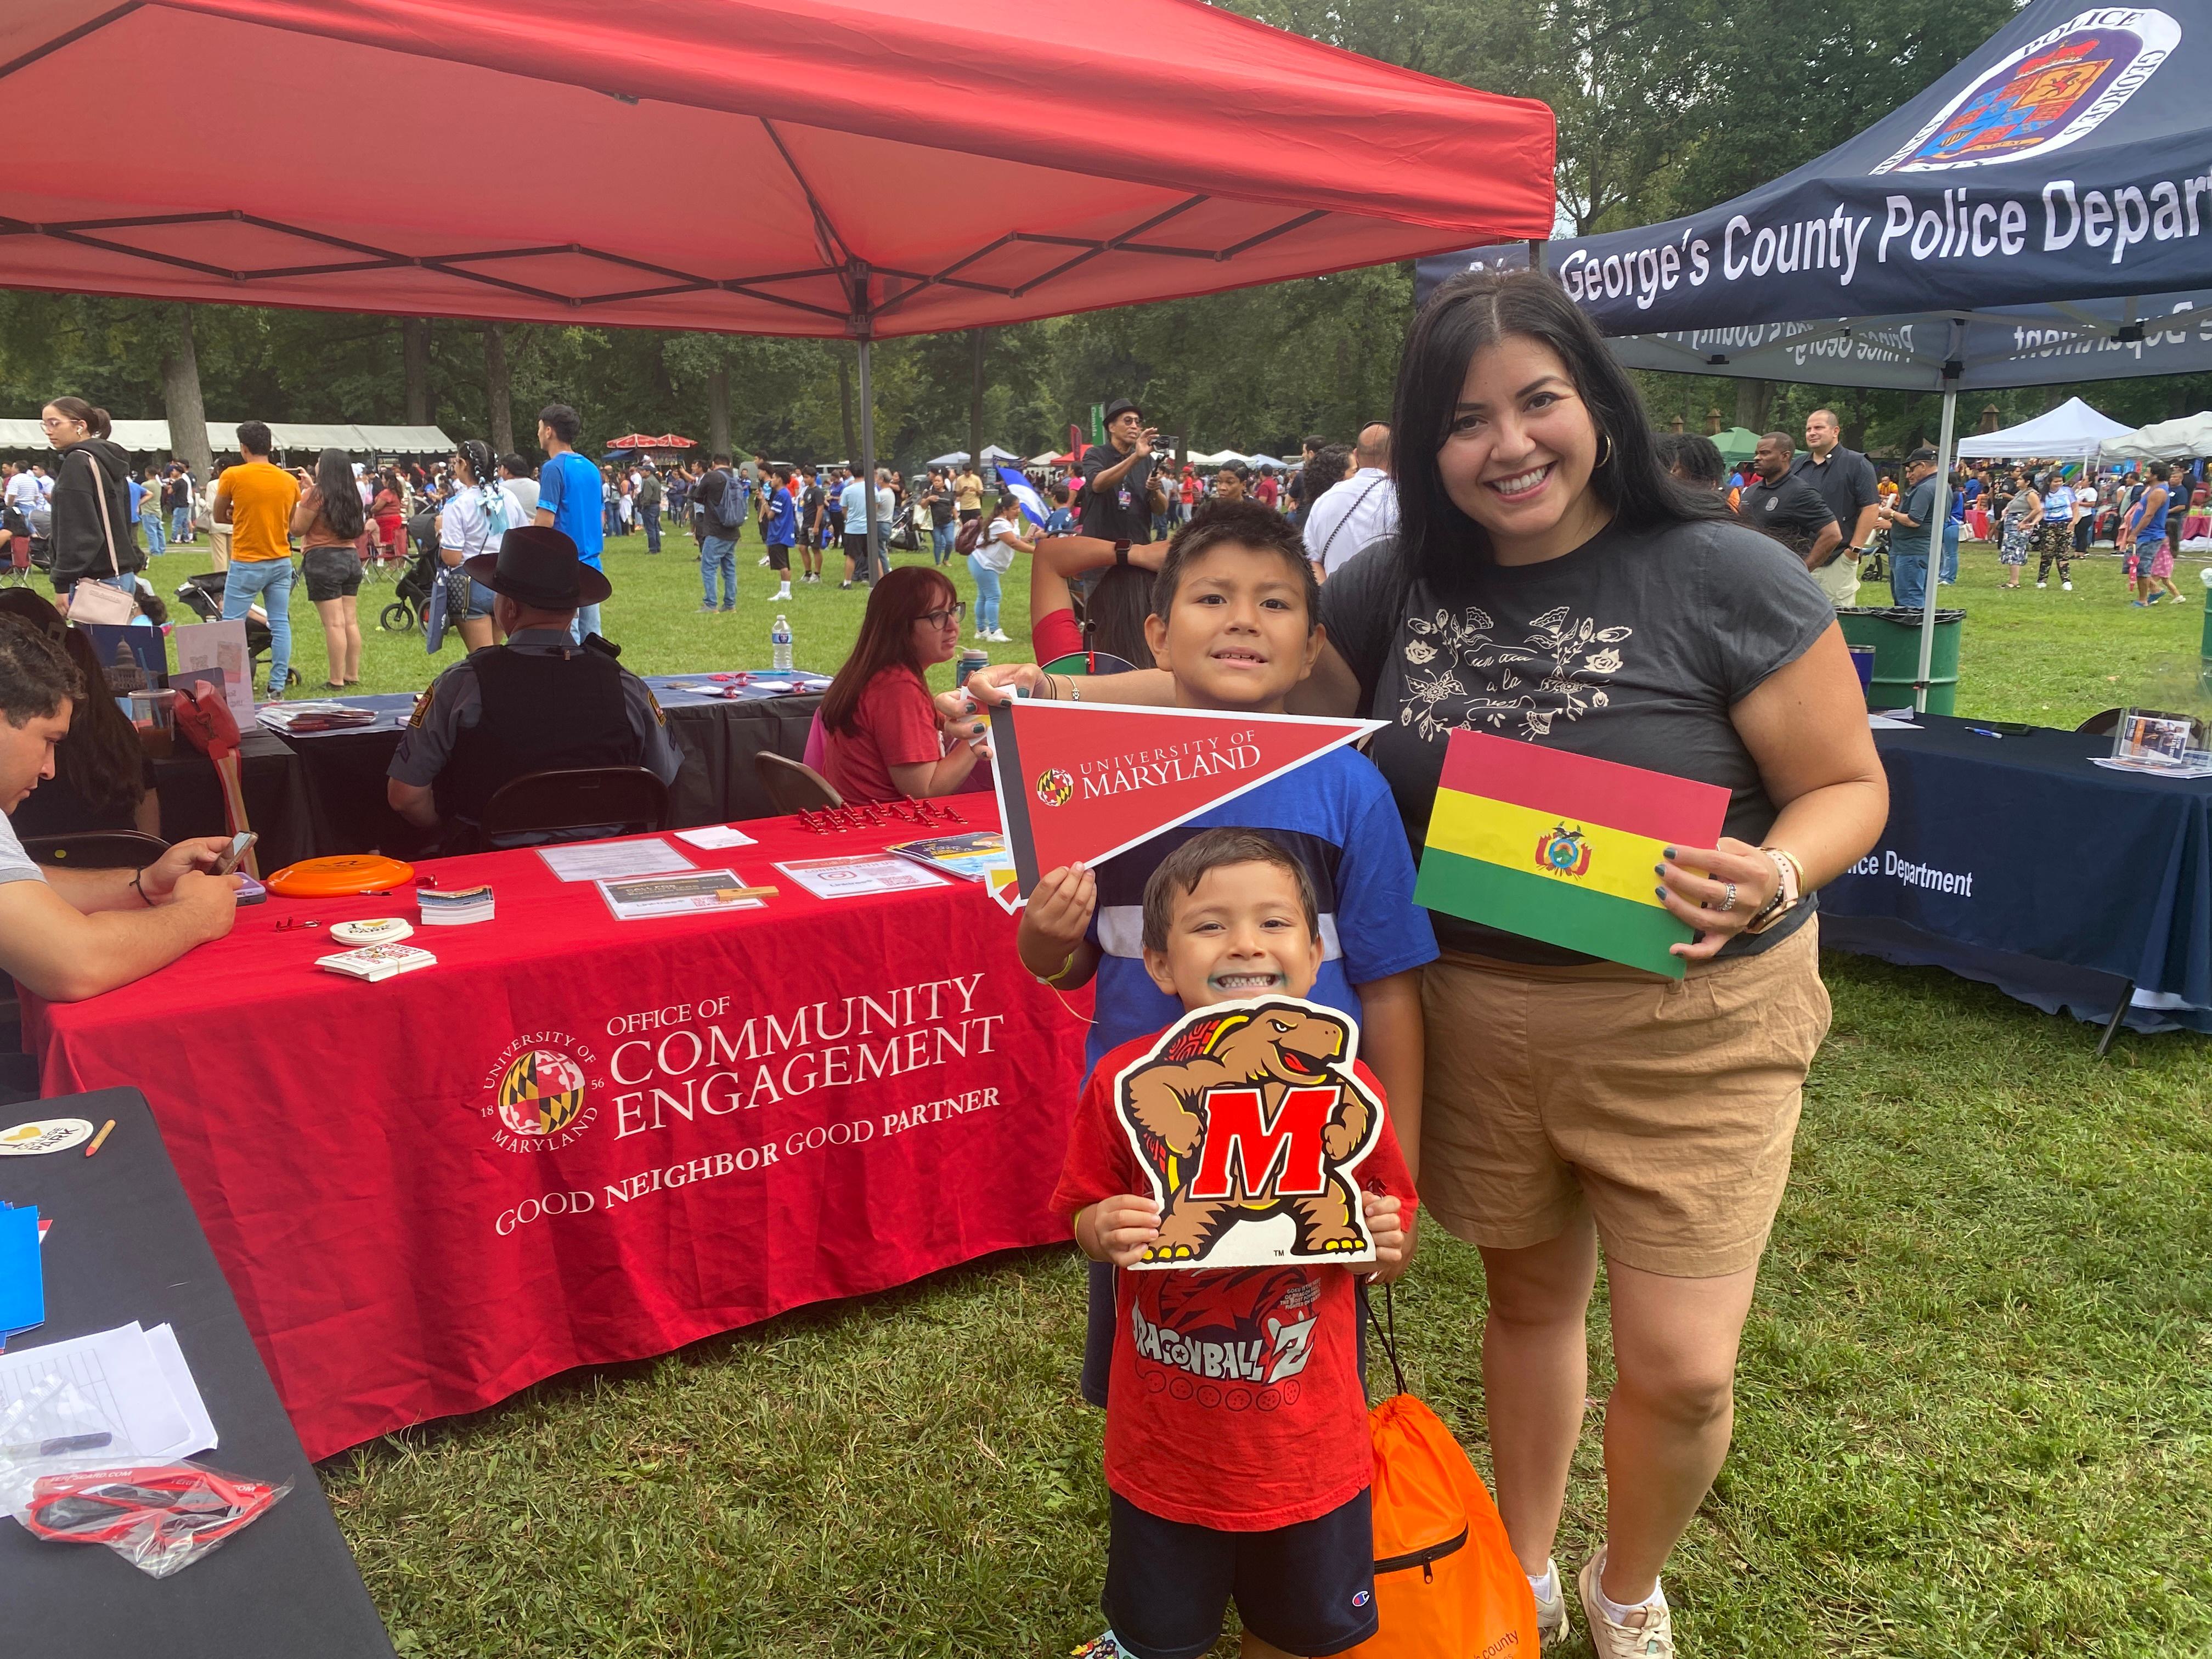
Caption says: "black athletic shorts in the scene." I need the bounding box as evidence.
[766,542,792,571]
[1103,1488,1377,1659]
[302,544,363,602]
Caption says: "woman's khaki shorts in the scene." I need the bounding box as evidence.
[1419,918,1830,1278]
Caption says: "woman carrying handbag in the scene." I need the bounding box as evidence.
[39,397,144,622]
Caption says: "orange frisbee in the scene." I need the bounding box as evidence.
[264,854,416,898]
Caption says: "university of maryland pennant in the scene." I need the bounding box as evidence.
[987,701,1383,903]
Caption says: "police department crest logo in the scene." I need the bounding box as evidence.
[1035,766,1075,807]
[1534,823,1593,878]
[478,1032,602,1152]
[1873,8,2179,173]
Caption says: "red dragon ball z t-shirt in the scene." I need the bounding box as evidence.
[1050,1031,1416,1532]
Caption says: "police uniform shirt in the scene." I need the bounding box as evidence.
[388,627,682,794]
[1735,473,1836,560]
[1788,446,1879,546]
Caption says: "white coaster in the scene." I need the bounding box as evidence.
[0,1118,94,1156]
[330,917,415,946]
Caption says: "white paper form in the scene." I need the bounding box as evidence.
[535,838,696,882]
[0,1321,215,1465]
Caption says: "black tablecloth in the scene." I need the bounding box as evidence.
[1822,715,2212,1032]
[0,1088,394,1657]
[274,678,822,855]
[151,731,319,871]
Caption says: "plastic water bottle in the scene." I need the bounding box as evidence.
[771,615,793,673]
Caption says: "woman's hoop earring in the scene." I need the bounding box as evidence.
[1597,432,1615,469]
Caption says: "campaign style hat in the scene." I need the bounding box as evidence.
[460,524,612,610]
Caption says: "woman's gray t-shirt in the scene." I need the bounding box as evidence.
[1319,514,1835,963]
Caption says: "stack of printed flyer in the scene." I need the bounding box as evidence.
[317,943,438,982]
[419,884,494,926]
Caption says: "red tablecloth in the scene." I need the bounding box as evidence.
[26,805,1087,1460]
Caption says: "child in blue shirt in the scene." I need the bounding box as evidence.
[1015,500,1435,1406]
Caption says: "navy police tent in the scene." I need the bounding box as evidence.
[1419,0,2212,708]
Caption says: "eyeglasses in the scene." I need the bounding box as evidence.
[918,603,966,627]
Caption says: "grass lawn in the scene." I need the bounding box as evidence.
[175,528,2211,1656]
[143,524,1038,706]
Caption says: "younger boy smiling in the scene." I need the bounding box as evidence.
[1015,501,1435,1407]
[1054,830,1417,1659]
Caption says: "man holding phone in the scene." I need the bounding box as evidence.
[1077,398,1160,545]
[0,618,240,1003]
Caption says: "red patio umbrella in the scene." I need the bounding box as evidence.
[0,0,1555,566]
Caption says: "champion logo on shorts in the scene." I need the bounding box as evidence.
[1352,1590,1372,1607]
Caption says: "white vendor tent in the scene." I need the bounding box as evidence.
[1184,449,1248,466]
[1957,398,2131,461]
[2101,411,2212,461]
[0,419,456,455]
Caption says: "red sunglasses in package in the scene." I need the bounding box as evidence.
[22,1462,291,1578]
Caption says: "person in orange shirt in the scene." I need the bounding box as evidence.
[213,421,301,700]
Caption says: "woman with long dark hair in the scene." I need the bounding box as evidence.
[292,448,366,687]
[0,588,158,837]
[39,397,144,616]
[819,566,987,804]
[962,269,1886,1655]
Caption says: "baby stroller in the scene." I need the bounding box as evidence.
[173,569,300,689]
[379,520,442,634]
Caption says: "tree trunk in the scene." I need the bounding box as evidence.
[483,324,513,456]
[835,351,856,464]
[156,303,213,483]
[402,318,432,426]
[1734,378,1771,435]
[708,364,731,457]
[968,327,989,469]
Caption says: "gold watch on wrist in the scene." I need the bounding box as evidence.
[1743,847,1804,934]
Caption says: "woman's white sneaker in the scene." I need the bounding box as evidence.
[1530,1559,1570,1648]
[1577,1554,1674,1658]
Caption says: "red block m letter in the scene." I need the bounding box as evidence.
[1188,1086,1340,1199]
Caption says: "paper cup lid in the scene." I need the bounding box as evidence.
[0,1118,94,1156]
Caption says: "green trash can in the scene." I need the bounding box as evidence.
[1837,607,1965,714]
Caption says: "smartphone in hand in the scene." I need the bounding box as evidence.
[212,831,258,876]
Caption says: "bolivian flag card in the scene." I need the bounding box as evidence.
[1413,730,1729,979]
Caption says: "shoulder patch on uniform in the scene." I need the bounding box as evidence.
[408,687,435,729]
[645,687,666,726]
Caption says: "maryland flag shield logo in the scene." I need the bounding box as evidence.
[1114,996,1384,1271]
[496,1048,589,1138]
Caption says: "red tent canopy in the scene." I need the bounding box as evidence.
[0,0,1554,338]
[607,435,697,449]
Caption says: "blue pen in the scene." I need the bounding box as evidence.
[1966,727,2003,739]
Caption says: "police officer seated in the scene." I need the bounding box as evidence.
[386,526,680,848]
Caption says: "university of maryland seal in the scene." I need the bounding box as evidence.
[478,1032,602,1152]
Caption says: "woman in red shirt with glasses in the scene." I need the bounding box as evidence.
[819,566,991,804]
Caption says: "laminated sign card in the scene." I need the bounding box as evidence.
[1413,729,1729,979]
[1114,996,1385,1271]
[989,701,1383,903]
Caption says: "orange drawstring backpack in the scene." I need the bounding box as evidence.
[1342,1288,1539,1659]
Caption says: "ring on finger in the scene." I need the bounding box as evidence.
[1718,881,1737,914]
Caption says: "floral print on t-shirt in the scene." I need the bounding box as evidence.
[1399,603,1634,742]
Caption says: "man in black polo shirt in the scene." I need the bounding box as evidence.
[1737,432,1839,570]
[1077,398,1158,546]
[1790,407,1881,606]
